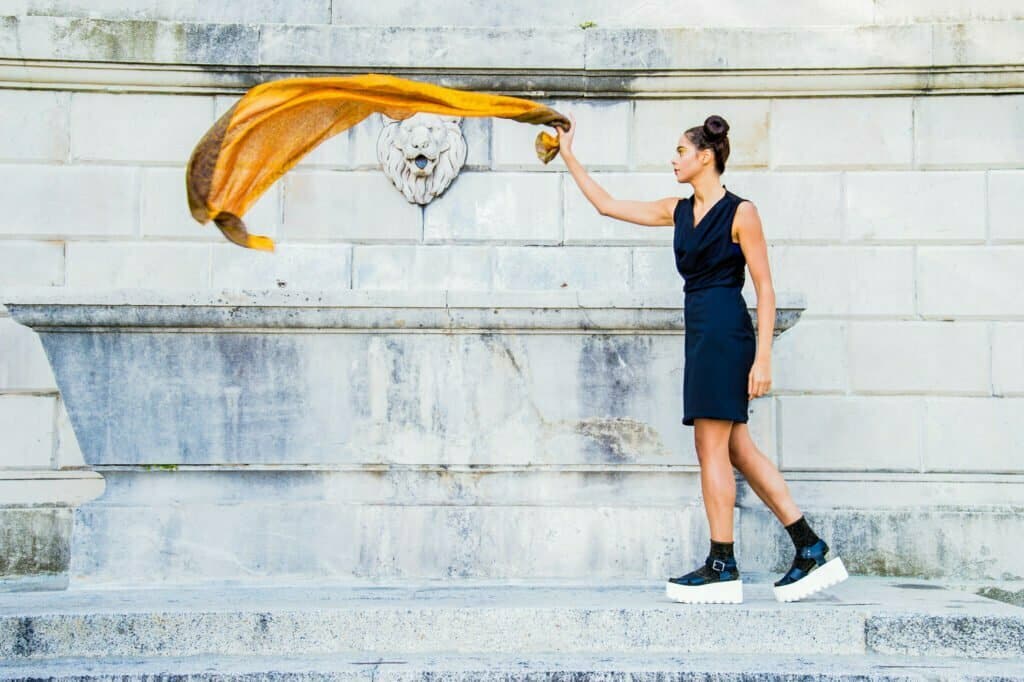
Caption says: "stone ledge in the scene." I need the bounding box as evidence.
[2,288,805,332]
[2,650,1023,680]
[0,469,104,506]
[0,579,1021,659]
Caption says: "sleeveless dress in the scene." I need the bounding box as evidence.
[673,186,757,426]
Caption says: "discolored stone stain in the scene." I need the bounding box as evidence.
[0,508,71,574]
[204,333,303,463]
[57,17,158,62]
[11,617,40,657]
[381,336,420,428]
[574,417,664,463]
[255,612,272,635]
[577,335,654,462]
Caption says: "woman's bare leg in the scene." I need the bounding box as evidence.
[693,417,737,542]
[727,422,801,525]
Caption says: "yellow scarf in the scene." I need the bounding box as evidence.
[186,73,570,251]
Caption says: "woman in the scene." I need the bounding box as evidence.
[556,112,848,604]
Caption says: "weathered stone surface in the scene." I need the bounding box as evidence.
[739,506,1024,581]
[1,577,1022,664]
[1,291,801,468]
[0,508,71,578]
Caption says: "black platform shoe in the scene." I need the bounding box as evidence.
[666,555,743,604]
[773,538,849,602]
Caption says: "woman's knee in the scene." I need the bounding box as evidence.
[694,419,733,463]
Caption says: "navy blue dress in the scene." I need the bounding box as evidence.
[673,187,757,426]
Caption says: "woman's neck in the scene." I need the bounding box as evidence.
[690,175,725,206]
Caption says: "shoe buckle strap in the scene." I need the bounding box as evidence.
[711,558,726,572]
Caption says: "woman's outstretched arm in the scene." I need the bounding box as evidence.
[558,113,677,227]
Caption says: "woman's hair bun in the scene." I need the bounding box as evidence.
[702,115,729,141]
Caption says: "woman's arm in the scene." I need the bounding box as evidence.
[734,201,775,399]
[557,113,677,227]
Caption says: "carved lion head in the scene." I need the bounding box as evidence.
[377,113,468,204]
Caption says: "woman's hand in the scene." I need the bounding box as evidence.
[556,111,576,155]
[748,357,772,400]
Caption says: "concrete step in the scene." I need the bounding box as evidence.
[0,576,1021,663]
[3,651,1024,681]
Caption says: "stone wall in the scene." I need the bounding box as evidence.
[1,4,1022,586]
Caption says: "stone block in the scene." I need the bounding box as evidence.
[69,485,711,582]
[564,173,679,245]
[848,322,990,393]
[259,25,584,69]
[845,172,986,242]
[283,171,421,242]
[0,318,56,391]
[771,98,913,170]
[634,99,770,170]
[0,395,55,468]
[0,241,63,287]
[923,397,1024,472]
[992,322,1024,395]
[0,165,136,237]
[66,242,211,289]
[24,0,331,24]
[71,92,213,163]
[631,247,683,290]
[740,506,1024,580]
[55,397,84,469]
[778,396,922,471]
[723,172,842,242]
[142,167,280,241]
[989,171,1024,243]
[0,90,68,162]
[771,320,847,393]
[915,95,1024,168]
[210,243,352,291]
[14,15,260,65]
[769,246,915,316]
[333,1,875,28]
[493,246,630,290]
[492,99,629,170]
[917,247,1022,317]
[932,20,1024,66]
[585,24,932,70]
[878,1,1024,25]
[352,245,493,290]
[424,173,560,244]
[0,507,70,581]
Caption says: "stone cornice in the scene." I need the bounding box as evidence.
[1,15,1022,96]
[3,288,805,332]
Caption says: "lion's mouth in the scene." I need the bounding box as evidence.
[414,154,430,169]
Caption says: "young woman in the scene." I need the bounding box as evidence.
[556,112,848,604]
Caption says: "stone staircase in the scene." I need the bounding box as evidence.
[1,577,1023,680]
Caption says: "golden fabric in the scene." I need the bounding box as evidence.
[186,73,571,250]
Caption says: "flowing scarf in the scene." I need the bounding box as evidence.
[186,73,571,251]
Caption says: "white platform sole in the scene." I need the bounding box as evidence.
[772,556,849,602]
[665,578,743,604]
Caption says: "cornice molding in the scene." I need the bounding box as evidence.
[1,16,1022,96]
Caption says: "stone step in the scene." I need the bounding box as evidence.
[3,651,1024,681]
[0,577,1021,662]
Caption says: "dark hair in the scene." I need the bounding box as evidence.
[685,115,730,174]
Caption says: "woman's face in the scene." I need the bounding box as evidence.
[672,134,711,183]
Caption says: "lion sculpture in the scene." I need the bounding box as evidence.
[377,112,468,204]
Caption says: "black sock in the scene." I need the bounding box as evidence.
[784,516,820,550]
[709,539,734,561]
